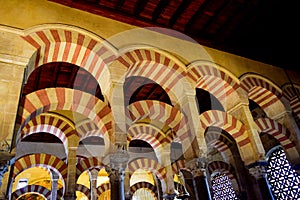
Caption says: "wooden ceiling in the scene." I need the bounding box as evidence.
[49,0,298,71]
[22,62,104,101]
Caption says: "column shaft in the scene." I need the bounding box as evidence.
[90,169,98,200]
[51,170,59,200]
[248,163,274,200]
[194,170,211,200]
[65,147,77,199]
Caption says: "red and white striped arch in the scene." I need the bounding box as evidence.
[171,160,185,174]
[205,130,234,162]
[187,61,241,110]
[207,140,233,163]
[76,184,91,199]
[18,114,76,155]
[127,100,190,142]
[208,161,239,192]
[282,84,300,118]
[255,118,299,159]
[76,119,104,140]
[130,181,156,194]
[240,74,285,117]
[127,158,166,181]
[22,26,116,93]
[200,110,255,164]
[127,158,169,194]
[118,48,191,105]
[97,183,110,196]
[127,124,173,153]
[19,88,113,141]
[76,157,105,178]
[13,154,67,184]
[12,185,52,200]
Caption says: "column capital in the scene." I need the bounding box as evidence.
[90,168,99,180]
[186,157,208,178]
[51,174,60,182]
[186,157,208,169]
[247,160,268,179]
[108,144,129,172]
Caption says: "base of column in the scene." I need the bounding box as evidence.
[163,193,176,200]
[64,192,76,200]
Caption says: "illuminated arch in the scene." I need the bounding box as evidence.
[282,84,300,118]
[255,118,299,162]
[205,128,235,163]
[117,47,193,107]
[240,73,285,118]
[19,88,113,142]
[127,124,172,159]
[97,182,110,196]
[76,184,91,199]
[11,185,51,200]
[130,181,156,194]
[13,154,67,184]
[187,60,241,110]
[18,113,75,157]
[200,110,255,164]
[76,157,105,178]
[22,24,117,95]
[127,100,189,141]
[127,158,166,193]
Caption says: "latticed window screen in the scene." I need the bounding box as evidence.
[266,148,300,199]
[211,173,238,200]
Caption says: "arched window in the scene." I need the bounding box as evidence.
[266,147,300,199]
[211,173,237,200]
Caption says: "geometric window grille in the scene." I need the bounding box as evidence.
[266,148,300,199]
[212,173,238,200]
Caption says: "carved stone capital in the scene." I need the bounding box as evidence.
[247,161,268,179]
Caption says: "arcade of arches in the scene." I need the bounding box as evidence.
[0,1,300,200]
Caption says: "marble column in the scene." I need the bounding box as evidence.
[189,158,211,200]
[107,168,125,200]
[108,144,129,200]
[50,170,59,200]
[90,169,99,200]
[248,161,274,200]
[64,146,77,199]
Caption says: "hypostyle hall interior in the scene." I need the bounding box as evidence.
[0,0,299,200]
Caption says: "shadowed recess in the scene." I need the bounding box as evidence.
[23,62,104,101]
[124,76,172,106]
[196,88,224,115]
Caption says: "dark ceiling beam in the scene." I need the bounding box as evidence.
[152,0,170,22]
[198,0,233,38]
[53,62,61,88]
[114,0,125,9]
[143,84,159,100]
[34,67,42,92]
[134,0,150,16]
[169,0,192,28]
[67,65,79,88]
[81,75,91,91]
[49,0,155,26]
[211,1,245,44]
[184,0,210,34]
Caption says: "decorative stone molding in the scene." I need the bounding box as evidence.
[247,160,268,179]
